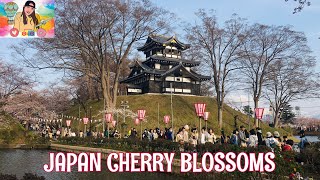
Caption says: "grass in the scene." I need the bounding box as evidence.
[65,94,293,137]
[0,111,27,144]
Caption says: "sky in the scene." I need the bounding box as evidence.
[0,0,319,117]
[151,0,320,118]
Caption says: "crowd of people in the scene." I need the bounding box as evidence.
[23,120,310,152]
[126,125,310,152]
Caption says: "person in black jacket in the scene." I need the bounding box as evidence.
[256,127,263,145]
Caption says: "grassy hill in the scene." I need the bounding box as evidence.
[65,94,292,137]
[0,111,27,145]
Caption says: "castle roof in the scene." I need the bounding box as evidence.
[121,60,210,83]
[146,55,200,67]
[138,35,190,51]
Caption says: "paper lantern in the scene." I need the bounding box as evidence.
[137,110,146,120]
[134,118,140,125]
[83,117,89,125]
[194,103,206,117]
[203,112,210,121]
[105,113,112,123]
[164,115,170,124]
[66,120,71,127]
[255,108,264,120]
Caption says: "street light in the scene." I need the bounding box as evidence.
[83,117,89,135]
[137,109,146,140]
[105,113,112,139]
[194,103,206,142]
[203,112,210,130]
[120,101,129,134]
[164,115,170,128]
[120,101,129,123]
[66,120,71,135]
[89,106,92,132]
[255,108,264,128]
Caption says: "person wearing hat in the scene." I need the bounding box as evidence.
[273,131,282,150]
[265,131,280,151]
[14,1,40,32]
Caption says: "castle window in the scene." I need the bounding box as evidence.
[155,63,161,69]
[176,78,181,82]
[183,89,191,93]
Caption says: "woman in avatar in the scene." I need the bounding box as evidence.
[13,1,40,31]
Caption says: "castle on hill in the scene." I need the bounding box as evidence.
[120,35,210,96]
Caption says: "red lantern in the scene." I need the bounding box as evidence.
[203,112,210,121]
[134,118,140,125]
[83,118,89,125]
[194,103,206,117]
[137,110,146,120]
[66,120,71,127]
[111,120,117,128]
[164,115,170,124]
[255,108,264,120]
[105,113,112,123]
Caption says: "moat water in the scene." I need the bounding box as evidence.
[0,149,181,180]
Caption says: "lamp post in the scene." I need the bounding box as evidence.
[83,117,89,135]
[269,104,273,125]
[66,120,71,135]
[120,101,129,134]
[134,118,140,126]
[105,113,112,139]
[255,108,264,128]
[194,103,206,142]
[89,106,92,132]
[120,101,129,123]
[203,112,209,131]
[137,109,146,140]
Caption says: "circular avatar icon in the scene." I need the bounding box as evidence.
[37,28,47,37]
[9,28,19,37]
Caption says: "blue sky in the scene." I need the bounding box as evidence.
[152,0,320,118]
[0,0,319,117]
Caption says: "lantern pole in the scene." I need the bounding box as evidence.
[140,120,142,141]
[199,116,201,142]
[84,124,86,135]
[107,121,110,139]
[89,106,92,132]
[205,119,207,131]
[170,83,174,142]
[157,103,160,128]
[78,105,80,133]
[248,91,250,130]
[103,99,105,133]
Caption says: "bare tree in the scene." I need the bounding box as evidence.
[265,55,319,127]
[12,0,173,110]
[0,60,31,102]
[239,24,310,127]
[40,83,71,114]
[185,11,247,128]
[284,0,311,14]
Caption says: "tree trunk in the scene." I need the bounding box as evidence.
[274,109,280,128]
[218,104,223,129]
[101,72,109,110]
